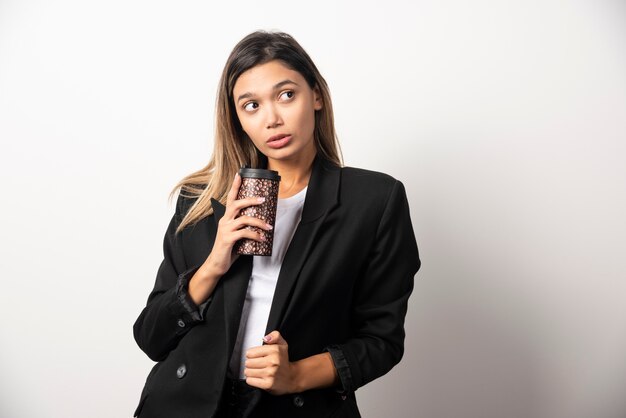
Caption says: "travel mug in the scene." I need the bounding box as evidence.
[234,168,281,256]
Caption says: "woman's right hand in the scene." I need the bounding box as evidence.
[188,173,272,306]
[204,173,273,276]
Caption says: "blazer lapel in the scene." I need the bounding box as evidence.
[210,198,253,356]
[264,155,341,333]
[209,154,342,344]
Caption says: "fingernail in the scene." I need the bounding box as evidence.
[257,197,265,203]
[263,335,271,343]
[266,224,273,230]
[259,233,266,241]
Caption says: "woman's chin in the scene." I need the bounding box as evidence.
[264,143,316,165]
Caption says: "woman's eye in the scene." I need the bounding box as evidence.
[279,91,294,101]
[243,102,258,112]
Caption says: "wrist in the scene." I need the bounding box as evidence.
[198,261,219,280]
[188,264,220,306]
[288,352,338,393]
[290,361,304,394]
[203,252,230,277]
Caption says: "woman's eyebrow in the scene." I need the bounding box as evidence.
[273,79,298,90]
[236,79,299,103]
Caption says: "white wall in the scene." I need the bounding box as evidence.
[1,1,625,417]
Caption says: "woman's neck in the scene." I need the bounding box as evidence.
[268,152,315,199]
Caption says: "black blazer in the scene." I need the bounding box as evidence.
[133,155,420,418]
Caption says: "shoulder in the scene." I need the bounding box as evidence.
[173,184,206,219]
[334,166,410,223]
[175,190,201,212]
[337,166,414,237]
[339,165,401,198]
[341,166,396,183]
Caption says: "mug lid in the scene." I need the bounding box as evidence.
[238,168,281,181]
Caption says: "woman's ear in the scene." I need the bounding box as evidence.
[313,86,323,111]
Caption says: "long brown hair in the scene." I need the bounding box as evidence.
[172,30,342,232]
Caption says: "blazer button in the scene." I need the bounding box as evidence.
[177,319,186,328]
[292,395,304,408]
[176,364,187,379]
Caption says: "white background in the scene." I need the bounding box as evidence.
[1,1,625,417]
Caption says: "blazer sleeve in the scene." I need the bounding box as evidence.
[133,194,210,362]
[326,180,420,393]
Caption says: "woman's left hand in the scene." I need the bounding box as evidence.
[244,331,298,395]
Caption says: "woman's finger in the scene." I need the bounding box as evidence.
[232,216,273,231]
[243,369,261,379]
[244,366,269,379]
[262,331,286,345]
[231,228,267,243]
[244,357,268,369]
[246,344,279,359]
[226,196,265,218]
[245,376,270,391]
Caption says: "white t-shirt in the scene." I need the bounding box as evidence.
[228,186,307,379]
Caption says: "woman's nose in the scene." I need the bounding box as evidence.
[265,105,283,129]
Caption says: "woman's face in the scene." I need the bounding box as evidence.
[232,60,322,165]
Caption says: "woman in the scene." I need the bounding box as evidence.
[133,30,420,418]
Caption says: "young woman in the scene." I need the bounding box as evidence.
[133,30,420,418]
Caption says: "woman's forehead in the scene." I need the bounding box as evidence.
[233,61,306,98]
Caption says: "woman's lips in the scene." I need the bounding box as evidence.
[266,135,292,149]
